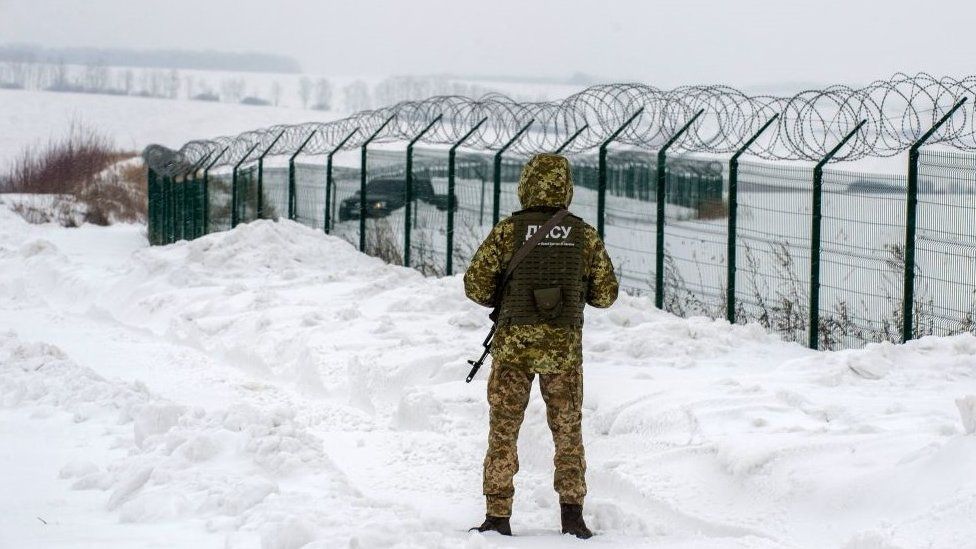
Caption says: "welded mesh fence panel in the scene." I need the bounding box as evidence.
[663,158,727,317]
[819,170,907,349]
[734,161,813,343]
[406,152,450,276]
[207,170,234,233]
[363,150,407,264]
[261,165,288,220]
[176,178,188,241]
[236,165,259,224]
[161,176,172,243]
[154,175,166,243]
[450,153,494,272]
[294,162,326,229]
[145,141,976,350]
[915,150,976,337]
[189,175,205,239]
[564,155,599,236]
[498,156,525,221]
[329,167,361,248]
[599,152,657,296]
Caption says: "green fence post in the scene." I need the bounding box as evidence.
[257,130,286,220]
[192,173,200,238]
[325,128,360,234]
[231,166,239,227]
[598,110,644,239]
[194,173,202,239]
[196,172,205,238]
[182,173,191,241]
[170,175,178,244]
[655,109,704,309]
[202,147,228,237]
[902,97,968,342]
[232,142,261,228]
[147,168,159,244]
[179,173,188,241]
[809,119,867,350]
[170,175,178,243]
[160,173,169,244]
[162,175,173,244]
[403,115,443,267]
[447,117,488,275]
[171,174,179,242]
[726,114,779,323]
[169,175,180,240]
[175,175,182,242]
[187,154,212,240]
[288,129,318,222]
[191,152,212,239]
[181,173,190,240]
[555,124,589,154]
[493,120,534,226]
[360,115,396,252]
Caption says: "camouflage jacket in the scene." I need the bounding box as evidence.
[463,153,619,374]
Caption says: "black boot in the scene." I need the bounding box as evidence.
[469,515,512,536]
[560,504,593,539]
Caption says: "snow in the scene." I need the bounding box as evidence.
[0,88,343,170]
[1,208,974,548]
[0,73,577,172]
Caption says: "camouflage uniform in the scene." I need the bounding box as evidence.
[464,153,619,517]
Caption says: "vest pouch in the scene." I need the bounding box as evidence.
[533,287,563,321]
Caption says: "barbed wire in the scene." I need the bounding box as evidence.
[144,72,976,176]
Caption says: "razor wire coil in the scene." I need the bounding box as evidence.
[144,72,976,176]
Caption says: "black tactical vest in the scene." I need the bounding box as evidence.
[498,209,586,327]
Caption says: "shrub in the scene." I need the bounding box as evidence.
[1,123,145,226]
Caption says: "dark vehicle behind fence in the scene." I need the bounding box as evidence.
[339,178,452,221]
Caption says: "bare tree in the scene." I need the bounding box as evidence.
[298,76,312,108]
[166,69,180,99]
[220,77,246,103]
[343,79,370,112]
[184,74,195,99]
[314,78,333,110]
[83,62,109,92]
[52,60,69,90]
[122,69,134,95]
[270,81,282,106]
[2,60,28,88]
[34,62,55,90]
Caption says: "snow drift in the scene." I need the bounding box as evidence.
[1,207,974,548]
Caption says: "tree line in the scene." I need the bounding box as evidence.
[0,60,517,112]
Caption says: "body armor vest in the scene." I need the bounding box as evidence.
[498,209,586,327]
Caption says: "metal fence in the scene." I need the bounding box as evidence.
[144,76,976,350]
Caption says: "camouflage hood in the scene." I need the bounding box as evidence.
[517,153,574,209]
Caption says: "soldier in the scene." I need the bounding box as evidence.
[464,153,619,538]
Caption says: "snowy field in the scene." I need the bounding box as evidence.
[0,88,343,170]
[0,73,583,173]
[1,201,975,549]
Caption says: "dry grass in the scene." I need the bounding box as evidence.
[697,199,729,220]
[77,160,147,225]
[9,197,81,227]
[1,124,145,226]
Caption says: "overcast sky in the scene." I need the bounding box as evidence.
[2,0,973,88]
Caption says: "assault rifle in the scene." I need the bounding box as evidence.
[465,208,570,382]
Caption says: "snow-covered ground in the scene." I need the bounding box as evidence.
[0,88,343,170]
[0,73,582,173]
[1,205,975,548]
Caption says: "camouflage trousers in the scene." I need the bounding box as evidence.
[483,362,586,517]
